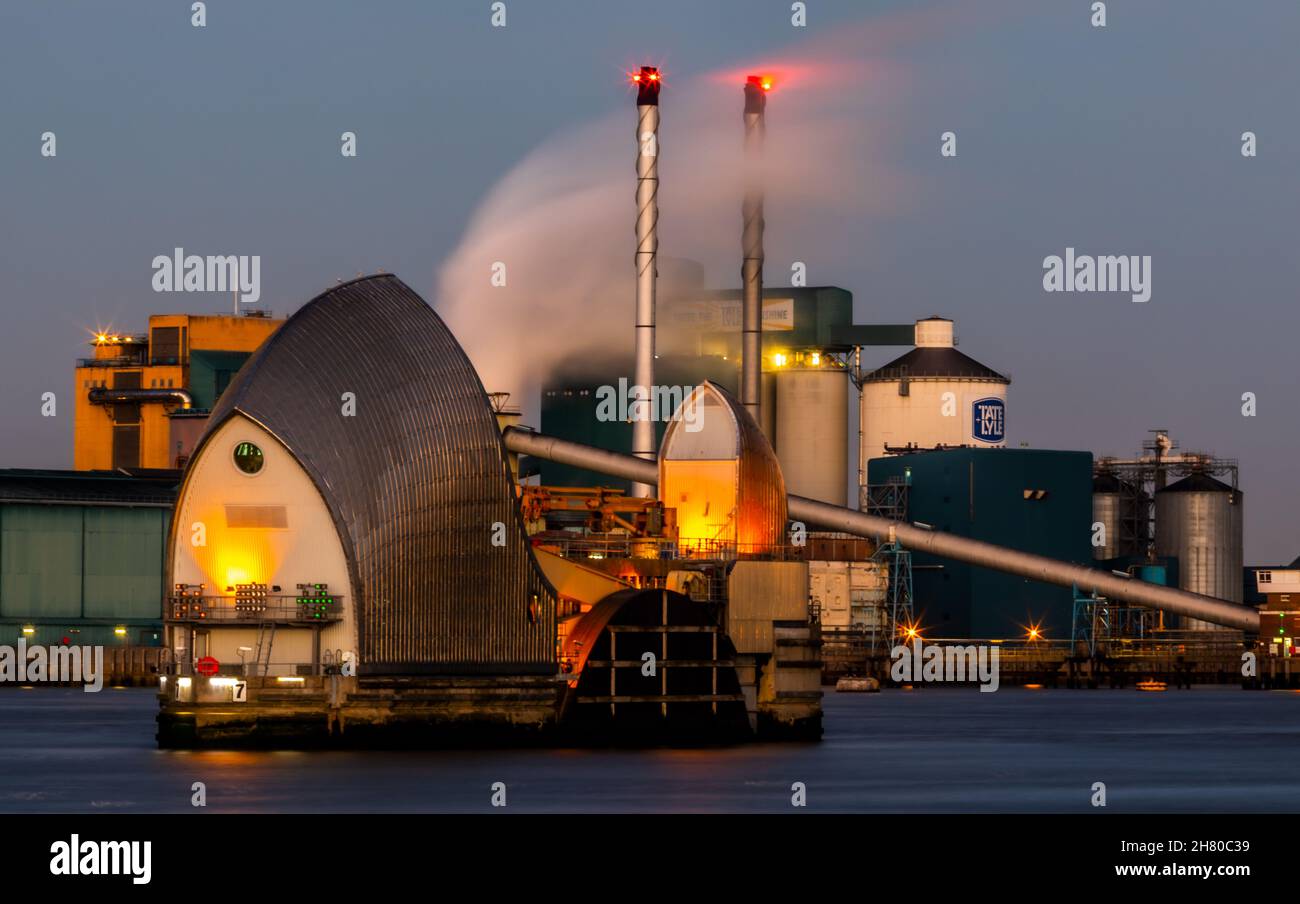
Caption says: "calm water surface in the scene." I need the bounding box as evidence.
[0,686,1295,813]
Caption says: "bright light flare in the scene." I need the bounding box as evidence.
[628,66,662,84]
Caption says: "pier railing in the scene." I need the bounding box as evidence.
[168,595,344,625]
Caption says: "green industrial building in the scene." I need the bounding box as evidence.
[868,448,1093,640]
[534,286,913,491]
[0,470,177,646]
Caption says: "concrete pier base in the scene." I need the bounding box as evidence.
[157,674,567,749]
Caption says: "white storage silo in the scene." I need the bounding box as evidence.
[859,317,1009,471]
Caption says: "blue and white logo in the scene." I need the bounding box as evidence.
[972,398,1005,444]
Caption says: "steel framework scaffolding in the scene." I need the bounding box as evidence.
[1093,429,1239,559]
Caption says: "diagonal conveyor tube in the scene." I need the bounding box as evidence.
[503,427,1259,632]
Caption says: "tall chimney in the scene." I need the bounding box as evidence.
[632,66,661,497]
[741,75,768,426]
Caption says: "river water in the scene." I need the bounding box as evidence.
[1,686,1294,813]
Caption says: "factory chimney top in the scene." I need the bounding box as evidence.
[632,66,661,105]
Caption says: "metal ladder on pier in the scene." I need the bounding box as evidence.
[254,621,277,677]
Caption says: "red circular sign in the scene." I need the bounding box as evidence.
[195,656,220,676]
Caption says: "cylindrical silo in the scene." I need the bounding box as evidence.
[859,317,1009,471]
[1154,472,1244,630]
[775,363,848,506]
[1091,472,1146,561]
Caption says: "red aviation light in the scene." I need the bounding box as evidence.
[632,66,662,104]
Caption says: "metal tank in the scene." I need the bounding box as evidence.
[1091,472,1146,560]
[1154,473,1244,630]
[775,364,848,507]
[858,317,1009,469]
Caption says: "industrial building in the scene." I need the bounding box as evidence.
[1255,564,1300,655]
[1092,433,1244,632]
[0,469,176,646]
[131,67,1280,747]
[868,449,1093,639]
[74,311,281,471]
[537,286,915,506]
[540,292,1034,642]
[158,275,823,746]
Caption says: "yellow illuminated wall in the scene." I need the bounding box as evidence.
[661,459,739,549]
[169,415,355,674]
[74,362,184,471]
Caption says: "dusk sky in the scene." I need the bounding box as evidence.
[2,0,1297,562]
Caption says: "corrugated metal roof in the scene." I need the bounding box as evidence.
[862,346,1008,382]
[1157,473,1238,495]
[0,469,179,506]
[196,274,556,675]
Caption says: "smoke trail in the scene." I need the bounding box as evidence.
[434,10,974,421]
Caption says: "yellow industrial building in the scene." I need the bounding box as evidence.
[74,313,282,471]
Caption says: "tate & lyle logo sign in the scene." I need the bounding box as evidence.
[972,398,1005,444]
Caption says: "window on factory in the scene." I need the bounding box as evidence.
[151,326,181,365]
[233,442,265,475]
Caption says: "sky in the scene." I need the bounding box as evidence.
[1,0,1297,563]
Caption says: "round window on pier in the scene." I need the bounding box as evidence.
[233,441,265,475]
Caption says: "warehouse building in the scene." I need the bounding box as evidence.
[868,448,1093,639]
[0,469,177,646]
